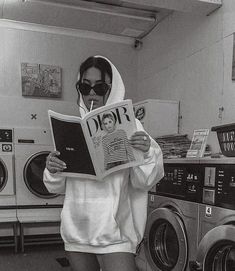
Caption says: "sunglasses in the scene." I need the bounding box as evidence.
[76,82,111,96]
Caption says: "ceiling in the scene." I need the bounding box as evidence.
[0,0,222,39]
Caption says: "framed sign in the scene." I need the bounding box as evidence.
[186,129,209,158]
[21,63,62,98]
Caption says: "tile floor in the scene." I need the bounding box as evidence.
[0,244,71,271]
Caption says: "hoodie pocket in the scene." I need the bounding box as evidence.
[61,198,126,246]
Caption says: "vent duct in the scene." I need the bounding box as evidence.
[0,0,222,39]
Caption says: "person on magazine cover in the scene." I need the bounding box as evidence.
[43,55,164,271]
[101,112,135,170]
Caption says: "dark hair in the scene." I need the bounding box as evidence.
[79,56,112,84]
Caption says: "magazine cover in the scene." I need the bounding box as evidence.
[48,99,144,180]
[186,129,209,158]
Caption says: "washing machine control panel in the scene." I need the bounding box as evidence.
[0,129,13,153]
[0,129,13,142]
[153,163,204,203]
[202,164,235,210]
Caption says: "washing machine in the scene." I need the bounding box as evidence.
[190,158,235,271]
[14,127,64,226]
[136,159,203,271]
[0,128,17,221]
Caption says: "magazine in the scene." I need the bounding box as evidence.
[48,99,144,180]
[186,129,209,158]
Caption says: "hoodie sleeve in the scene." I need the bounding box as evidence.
[43,168,66,194]
[129,120,164,191]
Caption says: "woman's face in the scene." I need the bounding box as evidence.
[80,67,111,110]
[103,117,115,133]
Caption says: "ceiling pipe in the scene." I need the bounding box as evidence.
[23,0,157,21]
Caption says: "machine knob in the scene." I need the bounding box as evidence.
[189,261,202,271]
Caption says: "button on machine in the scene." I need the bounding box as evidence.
[201,162,235,209]
[154,160,203,203]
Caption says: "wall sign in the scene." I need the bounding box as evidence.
[135,106,145,121]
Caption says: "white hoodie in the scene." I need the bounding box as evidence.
[43,56,164,254]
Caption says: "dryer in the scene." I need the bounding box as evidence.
[136,159,203,271]
[14,127,64,225]
[190,158,235,271]
[0,128,17,221]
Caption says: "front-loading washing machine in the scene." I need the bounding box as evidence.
[14,127,64,232]
[190,158,235,271]
[0,128,18,251]
[0,128,16,218]
[136,159,203,271]
[0,128,18,246]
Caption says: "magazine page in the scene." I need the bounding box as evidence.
[186,129,209,158]
[48,110,97,179]
[83,99,144,179]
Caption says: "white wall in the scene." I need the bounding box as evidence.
[2,1,234,153]
[137,0,235,153]
[0,21,137,129]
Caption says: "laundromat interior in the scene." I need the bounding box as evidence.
[1,0,235,270]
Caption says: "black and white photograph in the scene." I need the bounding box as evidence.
[2,1,235,271]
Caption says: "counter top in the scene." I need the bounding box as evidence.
[164,156,235,164]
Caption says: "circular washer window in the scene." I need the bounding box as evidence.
[149,218,179,270]
[205,241,235,271]
[145,208,187,271]
[24,151,58,199]
[0,158,7,192]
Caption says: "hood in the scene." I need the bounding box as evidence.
[77,55,125,117]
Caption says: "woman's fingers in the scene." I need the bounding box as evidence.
[46,151,67,174]
[129,131,150,152]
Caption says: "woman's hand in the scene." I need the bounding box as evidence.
[46,151,67,174]
[129,131,150,153]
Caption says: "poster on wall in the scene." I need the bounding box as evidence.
[232,33,235,80]
[21,63,62,98]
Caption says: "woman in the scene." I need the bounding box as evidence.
[43,55,164,271]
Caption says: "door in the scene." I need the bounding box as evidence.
[23,151,58,199]
[0,158,8,193]
[0,155,14,195]
[144,207,188,271]
[191,225,235,271]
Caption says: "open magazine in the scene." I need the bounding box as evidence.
[48,99,144,180]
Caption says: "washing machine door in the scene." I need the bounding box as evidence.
[145,207,188,271]
[191,225,235,271]
[0,158,7,193]
[24,151,58,198]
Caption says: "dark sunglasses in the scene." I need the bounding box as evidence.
[76,82,111,96]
